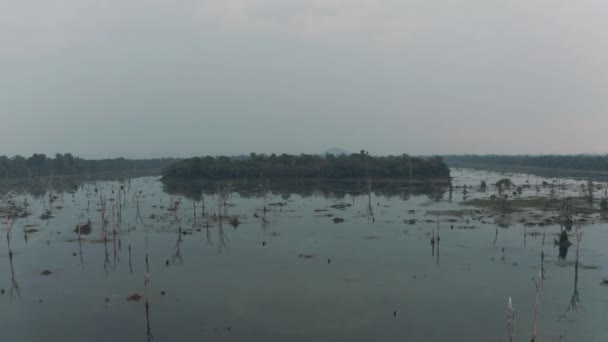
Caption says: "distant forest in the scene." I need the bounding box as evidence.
[162,152,450,179]
[444,155,608,173]
[0,153,178,179]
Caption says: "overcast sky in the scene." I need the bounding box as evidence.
[1,1,607,158]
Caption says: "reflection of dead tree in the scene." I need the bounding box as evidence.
[367,176,375,222]
[121,182,128,207]
[436,235,440,266]
[128,238,133,274]
[218,185,233,219]
[216,185,232,255]
[205,225,213,246]
[567,223,583,312]
[145,297,153,342]
[540,225,547,283]
[144,237,153,341]
[86,190,92,219]
[431,228,435,257]
[23,225,28,244]
[200,190,213,245]
[168,196,181,223]
[100,194,107,237]
[8,250,22,300]
[100,195,110,274]
[134,190,144,225]
[103,238,110,275]
[507,297,515,342]
[78,223,85,270]
[435,215,440,265]
[257,181,270,228]
[531,270,542,342]
[112,201,120,270]
[21,198,30,244]
[217,222,227,255]
[192,201,197,228]
[558,199,572,232]
[6,219,22,300]
[448,184,453,201]
[171,226,183,265]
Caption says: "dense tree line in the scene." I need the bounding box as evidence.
[162,151,450,179]
[0,153,178,179]
[443,155,608,172]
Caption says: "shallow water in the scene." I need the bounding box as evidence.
[1,169,607,341]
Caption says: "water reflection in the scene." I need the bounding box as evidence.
[8,248,22,300]
[128,239,133,274]
[145,298,153,342]
[0,173,144,199]
[144,237,153,342]
[3,170,606,341]
[566,225,583,312]
[78,230,85,270]
[436,230,440,266]
[162,178,449,201]
[556,230,572,261]
[171,226,184,265]
[6,220,22,300]
[2,174,450,208]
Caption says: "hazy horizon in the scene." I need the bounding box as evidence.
[2,1,608,157]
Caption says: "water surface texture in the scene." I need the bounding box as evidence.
[1,169,607,341]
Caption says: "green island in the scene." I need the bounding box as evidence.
[161,151,450,180]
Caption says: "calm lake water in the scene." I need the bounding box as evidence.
[1,169,607,341]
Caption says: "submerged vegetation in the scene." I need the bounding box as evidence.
[162,151,450,180]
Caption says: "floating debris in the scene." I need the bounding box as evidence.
[126,294,143,302]
[74,221,92,235]
[40,211,54,220]
[330,203,351,210]
[229,217,240,227]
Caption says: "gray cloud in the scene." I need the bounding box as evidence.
[1,1,607,158]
